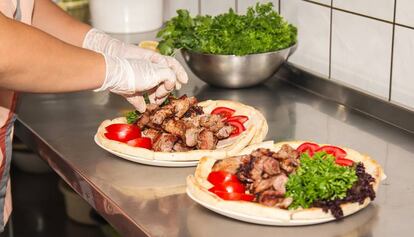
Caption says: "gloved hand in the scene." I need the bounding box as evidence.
[96,55,178,112]
[83,28,188,110]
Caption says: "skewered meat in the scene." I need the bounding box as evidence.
[162,119,186,138]
[142,128,161,142]
[184,128,200,147]
[153,133,178,152]
[215,125,234,139]
[197,129,217,150]
[173,141,190,152]
[200,114,225,132]
[171,97,191,118]
[212,155,250,174]
[136,112,150,129]
[151,105,174,125]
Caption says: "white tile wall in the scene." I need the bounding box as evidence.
[163,0,199,21]
[200,0,235,16]
[310,0,331,6]
[396,0,414,27]
[331,10,393,98]
[391,26,414,110]
[333,0,395,21]
[281,0,330,77]
[237,0,278,14]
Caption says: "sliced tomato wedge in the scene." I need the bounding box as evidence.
[296,142,320,156]
[227,120,246,137]
[126,137,152,149]
[208,181,245,194]
[105,124,141,142]
[211,107,235,119]
[316,145,347,159]
[210,190,254,201]
[207,171,239,186]
[226,115,249,124]
[335,157,354,166]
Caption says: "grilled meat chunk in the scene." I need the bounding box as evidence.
[136,112,150,129]
[173,141,190,152]
[257,190,285,207]
[215,125,234,139]
[162,119,186,138]
[171,97,191,118]
[275,144,299,160]
[197,129,217,150]
[146,103,159,112]
[151,105,174,125]
[272,173,288,196]
[184,128,200,147]
[200,114,225,132]
[212,155,250,174]
[183,116,200,129]
[153,133,178,152]
[253,176,276,193]
[184,105,204,118]
[142,128,161,142]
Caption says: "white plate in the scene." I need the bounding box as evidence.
[186,188,336,226]
[94,135,199,167]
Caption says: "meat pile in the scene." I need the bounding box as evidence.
[211,144,300,208]
[135,95,234,152]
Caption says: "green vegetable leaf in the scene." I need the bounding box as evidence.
[286,152,358,209]
[125,111,140,124]
[157,3,297,56]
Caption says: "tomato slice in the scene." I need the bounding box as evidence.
[227,120,246,137]
[126,137,152,149]
[207,171,239,186]
[226,115,249,124]
[316,145,347,159]
[296,142,320,156]
[211,107,235,118]
[335,157,354,166]
[210,190,254,201]
[208,181,245,194]
[105,124,141,142]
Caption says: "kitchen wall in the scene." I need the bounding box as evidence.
[164,0,414,111]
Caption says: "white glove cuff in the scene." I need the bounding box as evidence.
[82,28,126,57]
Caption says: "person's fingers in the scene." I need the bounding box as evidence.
[155,94,169,105]
[175,82,182,90]
[124,94,146,113]
[155,83,173,99]
[165,56,189,85]
[147,91,157,104]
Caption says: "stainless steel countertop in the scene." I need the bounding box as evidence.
[14,53,414,236]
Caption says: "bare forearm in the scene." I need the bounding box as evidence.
[32,0,91,47]
[0,14,105,93]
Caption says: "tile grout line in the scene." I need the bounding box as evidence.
[198,0,201,15]
[278,0,281,14]
[328,0,333,79]
[235,0,238,13]
[388,0,397,101]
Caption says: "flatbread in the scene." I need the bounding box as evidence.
[187,141,385,221]
[96,100,268,161]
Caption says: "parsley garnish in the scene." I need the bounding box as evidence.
[286,152,358,209]
[125,110,140,124]
[157,3,297,56]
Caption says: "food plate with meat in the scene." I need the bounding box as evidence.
[186,141,385,225]
[95,95,267,166]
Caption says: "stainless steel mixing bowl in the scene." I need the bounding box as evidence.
[181,44,297,88]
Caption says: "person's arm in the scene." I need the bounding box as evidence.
[0,12,104,92]
[32,0,91,47]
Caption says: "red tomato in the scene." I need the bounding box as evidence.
[210,190,254,201]
[316,145,347,159]
[105,124,141,142]
[226,115,249,124]
[208,181,245,194]
[335,158,354,166]
[296,142,320,156]
[227,120,246,137]
[207,171,239,186]
[211,107,235,118]
[126,137,152,149]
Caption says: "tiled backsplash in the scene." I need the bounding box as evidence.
[163,0,414,111]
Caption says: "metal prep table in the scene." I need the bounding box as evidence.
[14,45,414,236]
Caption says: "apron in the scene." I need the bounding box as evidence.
[0,0,34,231]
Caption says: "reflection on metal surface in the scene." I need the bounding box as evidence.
[14,65,414,237]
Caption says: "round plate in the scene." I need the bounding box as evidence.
[94,135,199,167]
[186,188,336,226]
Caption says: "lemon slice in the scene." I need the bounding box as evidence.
[138,40,159,52]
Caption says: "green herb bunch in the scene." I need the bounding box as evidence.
[157,3,297,56]
[286,152,358,209]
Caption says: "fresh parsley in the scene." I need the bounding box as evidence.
[125,110,140,124]
[157,3,297,56]
[286,152,358,209]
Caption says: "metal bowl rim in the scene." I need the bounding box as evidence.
[180,43,297,58]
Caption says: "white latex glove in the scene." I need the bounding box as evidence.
[83,28,188,109]
[96,55,177,112]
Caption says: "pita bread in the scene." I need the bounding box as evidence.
[95,100,268,161]
[187,140,385,222]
